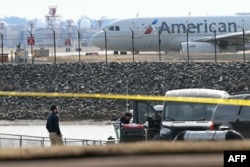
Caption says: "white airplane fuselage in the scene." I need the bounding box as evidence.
[91,15,250,53]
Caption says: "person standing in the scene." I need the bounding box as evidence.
[46,105,64,146]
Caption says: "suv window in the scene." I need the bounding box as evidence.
[241,106,250,117]
[163,102,216,121]
[213,105,240,121]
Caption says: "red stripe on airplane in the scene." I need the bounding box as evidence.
[144,26,153,34]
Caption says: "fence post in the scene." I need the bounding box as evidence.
[64,138,67,146]
[19,135,22,147]
[83,140,87,146]
[42,137,45,147]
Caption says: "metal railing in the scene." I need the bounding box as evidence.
[0,133,118,148]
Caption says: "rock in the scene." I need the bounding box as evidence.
[0,62,249,121]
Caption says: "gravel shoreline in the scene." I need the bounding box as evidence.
[0,62,249,121]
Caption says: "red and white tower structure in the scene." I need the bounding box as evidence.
[45,6,61,29]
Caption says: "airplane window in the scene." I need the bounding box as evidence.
[115,26,120,31]
[109,26,114,31]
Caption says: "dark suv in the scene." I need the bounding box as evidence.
[212,93,250,139]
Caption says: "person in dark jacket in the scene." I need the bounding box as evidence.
[46,105,63,146]
[119,112,132,124]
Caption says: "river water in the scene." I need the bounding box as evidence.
[0,120,116,141]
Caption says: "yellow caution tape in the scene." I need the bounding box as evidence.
[0,91,250,106]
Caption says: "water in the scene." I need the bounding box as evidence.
[0,120,116,141]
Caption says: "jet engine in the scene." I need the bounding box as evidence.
[180,42,220,53]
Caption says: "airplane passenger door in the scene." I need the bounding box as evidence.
[130,21,141,38]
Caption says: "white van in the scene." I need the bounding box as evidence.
[160,88,229,140]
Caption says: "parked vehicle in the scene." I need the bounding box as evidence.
[212,92,250,139]
[160,88,229,140]
[173,130,244,141]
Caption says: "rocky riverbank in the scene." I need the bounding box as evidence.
[0,62,249,121]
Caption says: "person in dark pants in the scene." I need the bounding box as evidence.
[46,105,63,146]
[119,112,132,124]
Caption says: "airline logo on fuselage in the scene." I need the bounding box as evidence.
[144,19,238,34]
[160,20,237,34]
[144,19,158,34]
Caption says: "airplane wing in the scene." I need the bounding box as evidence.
[193,31,250,45]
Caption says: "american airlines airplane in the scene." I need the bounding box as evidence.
[91,14,250,54]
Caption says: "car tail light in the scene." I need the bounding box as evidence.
[209,120,215,130]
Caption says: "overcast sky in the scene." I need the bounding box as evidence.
[1,0,250,21]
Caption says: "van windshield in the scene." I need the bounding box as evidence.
[163,102,216,121]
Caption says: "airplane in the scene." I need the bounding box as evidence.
[90,14,250,54]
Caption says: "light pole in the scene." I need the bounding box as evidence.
[158,27,162,62]
[242,27,245,63]
[242,20,245,63]
[213,29,217,63]
[0,33,3,64]
[130,28,135,62]
[28,30,34,64]
[186,28,190,63]
[76,29,81,62]
[103,28,108,63]
[51,28,56,64]
[186,21,190,63]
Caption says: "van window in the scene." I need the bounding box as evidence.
[163,102,216,121]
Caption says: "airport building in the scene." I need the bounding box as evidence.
[0,6,113,51]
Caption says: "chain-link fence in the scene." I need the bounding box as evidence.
[0,31,249,64]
